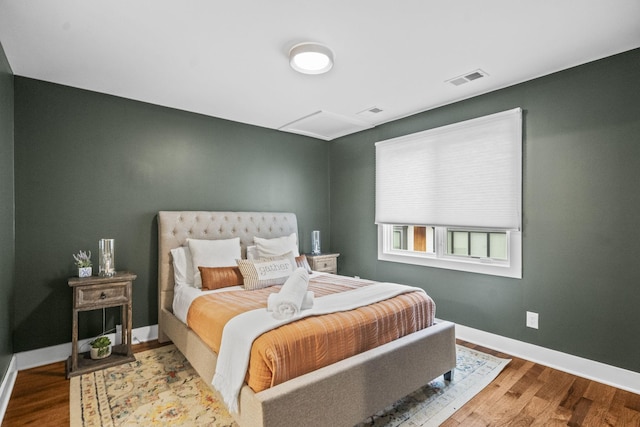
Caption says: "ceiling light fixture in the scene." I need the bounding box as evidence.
[289,42,334,75]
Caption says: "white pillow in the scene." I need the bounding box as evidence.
[170,246,195,288]
[187,238,241,288]
[254,233,299,258]
[246,245,260,261]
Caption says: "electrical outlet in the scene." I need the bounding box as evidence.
[526,311,539,329]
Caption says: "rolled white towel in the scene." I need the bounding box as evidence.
[272,301,298,320]
[268,291,314,311]
[301,291,314,310]
[267,267,309,319]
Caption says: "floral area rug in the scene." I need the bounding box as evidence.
[70,345,236,426]
[70,344,509,427]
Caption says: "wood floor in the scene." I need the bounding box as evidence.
[3,340,639,426]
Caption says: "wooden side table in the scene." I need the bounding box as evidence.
[66,271,136,378]
[305,253,340,274]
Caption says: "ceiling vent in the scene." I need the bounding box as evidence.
[279,110,373,141]
[446,69,488,86]
[357,106,384,120]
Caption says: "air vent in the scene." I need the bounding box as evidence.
[446,69,488,86]
[357,106,384,119]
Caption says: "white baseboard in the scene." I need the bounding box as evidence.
[15,324,158,371]
[455,322,640,395]
[0,355,18,424]
[8,322,640,396]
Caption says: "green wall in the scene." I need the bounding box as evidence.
[0,41,14,385]
[13,78,330,351]
[330,48,640,373]
[8,46,640,377]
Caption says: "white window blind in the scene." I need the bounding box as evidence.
[375,108,522,229]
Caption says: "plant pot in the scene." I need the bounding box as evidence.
[90,345,112,360]
[78,267,92,278]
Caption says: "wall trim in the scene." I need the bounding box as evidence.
[455,322,640,395]
[0,355,18,424]
[15,324,158,371]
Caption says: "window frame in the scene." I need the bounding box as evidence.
[378,225,522,279]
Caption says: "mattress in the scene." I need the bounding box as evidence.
[183,273,436,393]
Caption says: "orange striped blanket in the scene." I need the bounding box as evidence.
[187,274,435,392]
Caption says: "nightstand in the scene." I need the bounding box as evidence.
[66,271,136,378]
[305,253,340,274]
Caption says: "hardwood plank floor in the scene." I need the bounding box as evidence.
[2,340,639,426]
[2,341,166,427]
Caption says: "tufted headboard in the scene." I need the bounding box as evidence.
[157,211,299,314]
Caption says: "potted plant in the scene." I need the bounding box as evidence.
[73,250,93,277]
[89,336,112,359]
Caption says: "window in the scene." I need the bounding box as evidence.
[388,225,434,253]
[447,230,507,260]
[375,108,522,278]
[379,224,519,277]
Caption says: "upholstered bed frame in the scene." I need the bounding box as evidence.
[157,211,456,427]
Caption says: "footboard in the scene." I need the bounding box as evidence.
[162,307,455,427]
[243,320,456,427]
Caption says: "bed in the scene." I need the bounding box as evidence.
[157,211,456,427]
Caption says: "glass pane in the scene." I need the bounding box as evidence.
[393,230,401,249]
[470,232,488,258]
[426,227,435,252]
[490,233,508,260]
[451,231,469,256]
[393,226,408,250]
[412,226,427,252]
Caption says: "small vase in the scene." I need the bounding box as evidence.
[78,267,92,278]
[90,346,112,360]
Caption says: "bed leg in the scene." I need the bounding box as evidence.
[158,329,170,344]
[444,370,453,381]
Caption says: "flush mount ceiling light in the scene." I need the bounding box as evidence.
[289,42,334,75]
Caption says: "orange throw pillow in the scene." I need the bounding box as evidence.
[198,266,244,290]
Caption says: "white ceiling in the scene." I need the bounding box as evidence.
[1,0,639,140]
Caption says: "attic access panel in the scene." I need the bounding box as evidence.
[279,110,373,141]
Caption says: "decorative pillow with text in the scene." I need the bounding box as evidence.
[237,257,294,290]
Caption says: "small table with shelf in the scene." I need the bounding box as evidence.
[305,253,340,274]
[66,271,136,378]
